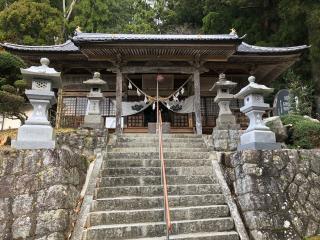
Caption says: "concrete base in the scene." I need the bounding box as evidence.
[237,142,281,150]
[11,140,55,149]
[12,124,55,149]
[82,115,104,129]
[238,130,280,150]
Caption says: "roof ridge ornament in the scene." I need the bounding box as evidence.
[229,28,237,36]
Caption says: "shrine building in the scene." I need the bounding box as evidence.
[2,32,308,134]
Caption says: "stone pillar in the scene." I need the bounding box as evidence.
[82,72,107,129]
[193,69,202,135]
[235,75,280,150]
[12,58,61,149]
[115,68,123,136]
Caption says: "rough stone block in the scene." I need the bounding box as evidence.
[36,209,69,235]
[238,193,272,212]
[234,175,260,195]
[308,187,320,209]
[39,167,70,187]
[243,211,273,230]
[12,215,32,239]
[212,130,229,139]
[12,194,34,217]
[0,198,10,221]
[241,150,262,164]
[242,163,263,177]
[306,219,319,237]
[311,155,320,175]
[35,232,65,240]
[36,185,79,211]
[250,230,270,240]
[214,139,228,151]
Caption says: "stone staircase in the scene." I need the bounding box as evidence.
[81,134,240,240]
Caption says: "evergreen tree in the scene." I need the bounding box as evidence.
[0,52,27,126]
[69,0,156,34]
[0,0,64,45]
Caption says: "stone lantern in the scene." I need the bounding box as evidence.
[235,75,280,150]
[210,73,240,151]
[12,58,61,149]
[82,72,106,129]
[210,73,239,130]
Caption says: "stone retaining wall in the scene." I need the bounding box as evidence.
[222,149,320,239]
[56,128,108,157]
[0,128,108,240]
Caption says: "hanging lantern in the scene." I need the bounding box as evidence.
[144,95,148,103]
[152,102,156,110]
[128,81,132,90]
[180,87,185,95]
[137,89,141,96]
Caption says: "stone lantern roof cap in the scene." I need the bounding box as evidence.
[210,73,237,92]
[20,58,61,87]
[235,75,273,99]
[83,72,107,85]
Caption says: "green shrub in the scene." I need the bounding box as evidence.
[281,114,320,149]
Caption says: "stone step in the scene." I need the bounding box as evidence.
[97,175,217,187]
[120,134,202,138]
[108,147,208,153]
[100,166,213,177]
[103,159,213,168]
[126,231,239,240]
[87,205,230,226]
[117,137,205,144]
[107,152,209,160]
[82,218,235,239]
[113,142,207,148]
[95,184,221,198]
[92,194,226,211]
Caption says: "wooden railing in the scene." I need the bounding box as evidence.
[158,110,173,238]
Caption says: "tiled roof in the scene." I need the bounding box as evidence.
[237,42,309,55]
[1,40,79,52]
[72,32,241,43]
[1,34,308,56]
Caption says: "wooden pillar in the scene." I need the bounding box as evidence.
[55,88,63,128]
[116,68,123,136]
[193,69,202,135]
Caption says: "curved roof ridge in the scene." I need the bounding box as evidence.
[237,42,309,54]
[1,40,79,52]
[72,32,241,43]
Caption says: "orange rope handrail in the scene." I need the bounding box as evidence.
[158,110,172,238]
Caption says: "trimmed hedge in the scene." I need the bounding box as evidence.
[281,115,320,149]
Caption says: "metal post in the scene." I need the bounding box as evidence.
[157,78,159,133]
